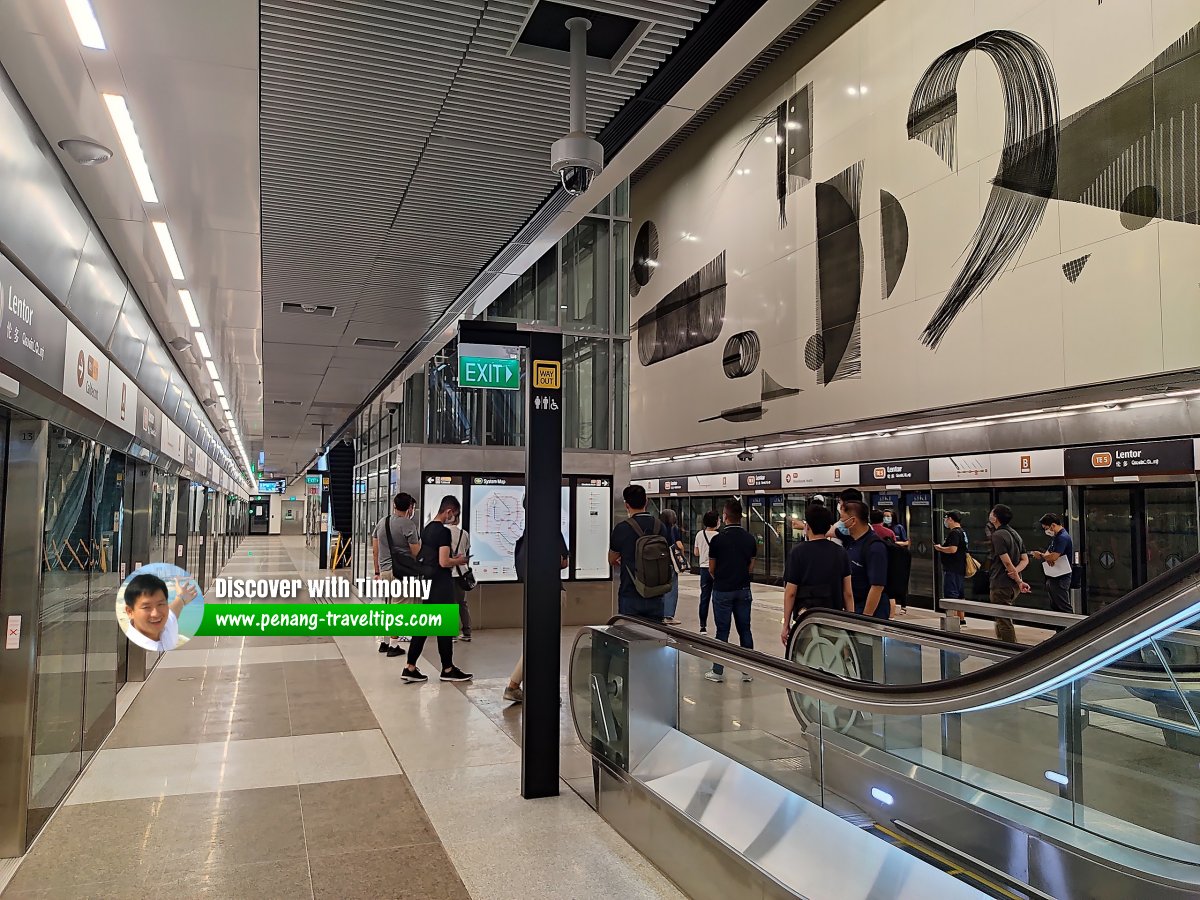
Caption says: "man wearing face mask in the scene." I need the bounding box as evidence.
[987,504,1032,643]
[840,500,890,619]
[1032,514,1074,613]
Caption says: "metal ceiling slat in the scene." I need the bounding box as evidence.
[260,0,718,470]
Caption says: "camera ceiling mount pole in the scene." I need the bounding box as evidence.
[567,17,589,134]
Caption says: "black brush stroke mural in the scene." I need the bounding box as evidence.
[1008,21,1200,227]
[731,84,813,227]
[880,189,909,300]
[636,252,727,367]
[812,161,865,384]
[1062,254,1090,283]
[723,331,761,378]
[760,370,800,401]
[908,30,1060,349]
[699,402,764,424]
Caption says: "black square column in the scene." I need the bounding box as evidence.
[522,330,563,799]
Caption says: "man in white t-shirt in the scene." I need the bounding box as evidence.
[123,573,197,651]
[693,509,720,634]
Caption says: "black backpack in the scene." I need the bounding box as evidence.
[383,516,431,578]
[865,530,912,603]
[626,516,673,598]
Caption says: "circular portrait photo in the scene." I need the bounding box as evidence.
[115,564,204,651]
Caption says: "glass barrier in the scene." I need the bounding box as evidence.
[570,609,1200,875]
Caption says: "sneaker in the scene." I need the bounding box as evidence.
[699,626,708,634]
[386,646,405,658]
[378,641,390,653]
[742,674,754,683]
[704,671,724,683]
[503,685,524,703]
[440,667,473,682]
[459,634,471,642]
[399,636,411,643]
[665,617,683,625]
[402,667,428,683]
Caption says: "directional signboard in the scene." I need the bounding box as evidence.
[458,343,520,390]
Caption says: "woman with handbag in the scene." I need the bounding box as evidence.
[659,508,687,625]
[446,511,475,641]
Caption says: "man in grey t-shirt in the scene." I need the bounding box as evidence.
[373,492,421,657]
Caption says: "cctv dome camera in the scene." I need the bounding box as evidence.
[737,449,754,463]
[550,16,604,197]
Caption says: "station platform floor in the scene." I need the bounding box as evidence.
[3,537,1071,899]
[1,537,681,900]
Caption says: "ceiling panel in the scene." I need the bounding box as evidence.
[259,0,717,471]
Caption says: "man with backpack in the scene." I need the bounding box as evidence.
[372,492,421,657]
[839,500,891,619]
[988,504,1032,643]
[608,484,673,619]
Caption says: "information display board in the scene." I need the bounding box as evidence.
[422,471,612,583]
[469,475,526,582]
[573,477,612,579]
[257,479,285,494]
[423,474,464,524]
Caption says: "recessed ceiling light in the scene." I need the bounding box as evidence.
[177,289,199,328]
[205,360,219,380]
[219,396,230,412]
[102,94,158,202]
[152,221,184,279]
[194,331,211,359]
[65,0,106,49]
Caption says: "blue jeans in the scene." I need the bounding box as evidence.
[618,591,664,620]
[711,588,753,675]
[661,573,680,620]
[943,571,965,601]
[698,570,713,628]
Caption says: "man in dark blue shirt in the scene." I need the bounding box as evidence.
[705,499,757,683]
[1033,513,1074,613]
[608,484,666,619]
[839,500,890,619]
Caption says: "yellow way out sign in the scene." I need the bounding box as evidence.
[532,360,560,389]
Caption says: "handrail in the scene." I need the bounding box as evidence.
[939,597,1200,648]
[591,545,1200,715]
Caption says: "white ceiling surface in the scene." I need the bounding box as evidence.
[259,0,718,472]
[0,0,262,463]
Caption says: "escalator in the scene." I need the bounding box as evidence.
[568,555,1200,899]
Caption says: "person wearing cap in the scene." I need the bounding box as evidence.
[934,511,968,620]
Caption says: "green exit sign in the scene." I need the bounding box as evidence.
[305,475,321,485]
[458,343,520,390]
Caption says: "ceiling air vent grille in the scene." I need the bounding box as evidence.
[272,399,303,406]
[280,301,337,317]
[353,337,401,350]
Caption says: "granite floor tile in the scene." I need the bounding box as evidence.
[159,786,307,870]
[158,857,313,900]
[310,844,468,900]
[299,774,437,857]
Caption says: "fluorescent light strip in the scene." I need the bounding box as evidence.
[213,381,225,398]
[195,331,211,359]
[177,290,199,328]
[152,222,184,280]
[65,0,106,48]
[205,360,219,380]
[219,396,230,412]
[101,94,158,202]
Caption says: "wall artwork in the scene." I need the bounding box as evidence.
[635,251,726,367]
[629,0,1200,454]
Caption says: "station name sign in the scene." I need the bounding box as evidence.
[1064,439,1194,478]
[858,459,929,485]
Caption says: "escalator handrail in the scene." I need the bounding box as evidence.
[590,551,1200,715]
